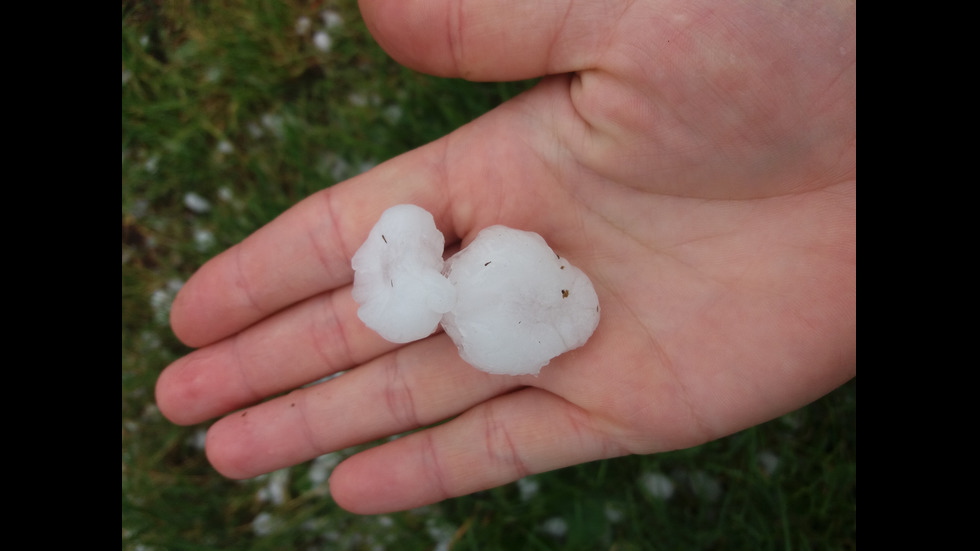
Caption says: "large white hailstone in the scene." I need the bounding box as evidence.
[351,205,455,343]
[441,226,600,375]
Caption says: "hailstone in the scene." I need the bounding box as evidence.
[351,205,600,375]
[441,226,600,375]
[350,204,455,343]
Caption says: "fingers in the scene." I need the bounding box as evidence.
[328,387,627,514]
[358,0,615,80]
[203,333,520,479]
[156,286,398,425]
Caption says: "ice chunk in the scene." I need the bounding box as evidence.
[351,205,455,343]
[350,206,601,375]
[441,226,600,375]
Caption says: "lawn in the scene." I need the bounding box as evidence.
[122,1,855,549]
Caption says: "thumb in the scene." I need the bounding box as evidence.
[358,0,610,80]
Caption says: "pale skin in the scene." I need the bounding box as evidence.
[155,0,855,514]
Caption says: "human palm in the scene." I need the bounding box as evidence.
[157,0,855,514]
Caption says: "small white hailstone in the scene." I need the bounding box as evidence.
[256,469,290,505]
[348,92,381,108]
[294,15,311,35]
[757,450,780,476]
[217,186,234,202]
[426,518,455,551]
[351,205,455,343]
[252,512,279,536]
[143,154,160,174]
[312,30,332,52]
[517,476,540,501]
[347,92,369,107]
[308,454,340,496]
[640,471,675,500]
[441,226,600,375]
[260,112,284,137]
[194,228,215,251]
[183,191,211,213]
[150,279,184,325]
[187,428,207,451]
[321,9,343,29]
[538,517,568,538]
[216,139,234,154]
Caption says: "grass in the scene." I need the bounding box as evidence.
[122,1,855,549]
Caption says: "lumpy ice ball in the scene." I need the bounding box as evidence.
[350,205,601,375]
[351,205,455,343]
[441,226,600,375]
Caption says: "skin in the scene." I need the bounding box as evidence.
[155,0,855,515]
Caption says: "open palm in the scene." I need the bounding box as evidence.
[156,0,855,514]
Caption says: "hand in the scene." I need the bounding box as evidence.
[156,0,855,514]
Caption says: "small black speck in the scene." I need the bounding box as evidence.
[382,234,387,243]
[485,261,491,266]
[560,265,565,270]
[561,289,569,298]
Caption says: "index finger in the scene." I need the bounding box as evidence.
[169,156,453,348]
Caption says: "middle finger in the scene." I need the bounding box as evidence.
[204,332,522,479]
[156,285,396,425]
